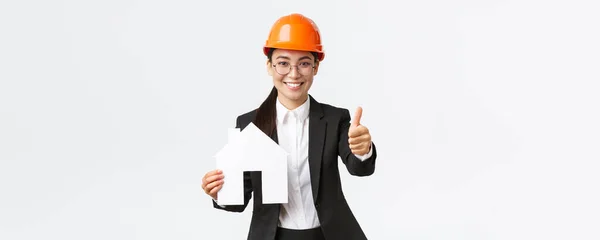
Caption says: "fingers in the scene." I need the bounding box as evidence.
[203,169,221,183]
[348,125,369,138]
[350,142,370,155]
[349,141,369,150]
[205,179,224,194]
[351,107,363,127]
[205,173,224,185]
[205,169,222,177]
[348,123,371,155]
[209,184,223,196]
[202,169,223,194]
[348,133,370,145]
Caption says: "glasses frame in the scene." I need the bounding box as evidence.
[271,62,316,76]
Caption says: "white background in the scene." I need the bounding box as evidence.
[1,0,599,239]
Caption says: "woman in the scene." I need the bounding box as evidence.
[201,13,378,240]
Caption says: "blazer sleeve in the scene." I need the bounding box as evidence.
[337,108,377,176]
[212,116,254,212]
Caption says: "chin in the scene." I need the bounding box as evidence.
[283,92,307,101]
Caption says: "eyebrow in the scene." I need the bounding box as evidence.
[298,56,313,61]
[275,56,314,61]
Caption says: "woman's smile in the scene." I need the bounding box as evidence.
[284,81,304,90]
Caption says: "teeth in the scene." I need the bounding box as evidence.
[286,83,301,87]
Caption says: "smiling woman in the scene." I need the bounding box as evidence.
[201,13,378,240]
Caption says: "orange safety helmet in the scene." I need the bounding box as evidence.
[263,13,325,61]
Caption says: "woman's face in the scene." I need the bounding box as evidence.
[267,49,319,110]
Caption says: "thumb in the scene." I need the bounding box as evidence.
[351,107,363,128]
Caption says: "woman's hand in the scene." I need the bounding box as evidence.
[348,107,372,155]
[202,169,224,200]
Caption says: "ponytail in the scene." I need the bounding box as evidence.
[253,86,278,137]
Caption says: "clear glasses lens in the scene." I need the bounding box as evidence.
[274,62,314,75]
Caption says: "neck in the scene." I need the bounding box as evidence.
[277,95,308,110]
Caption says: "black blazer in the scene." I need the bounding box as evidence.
[212,95,377,240]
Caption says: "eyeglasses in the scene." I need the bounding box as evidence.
[272,61,315,75]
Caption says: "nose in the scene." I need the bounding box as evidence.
[287,66,301,78]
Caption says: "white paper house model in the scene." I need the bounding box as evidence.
[214,122,289,205]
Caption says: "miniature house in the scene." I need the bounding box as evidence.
[214,122,288,205]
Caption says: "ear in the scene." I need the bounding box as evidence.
[313,62,320,76]
[266,59,273,76]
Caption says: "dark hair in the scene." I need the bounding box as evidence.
[253,48,319,136]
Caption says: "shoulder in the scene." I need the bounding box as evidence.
[311,97,351,121]
[320,102,349,115]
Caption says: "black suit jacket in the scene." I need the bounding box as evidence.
[213,95,377,240]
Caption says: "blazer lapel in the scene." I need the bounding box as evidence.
[308,95,326,203]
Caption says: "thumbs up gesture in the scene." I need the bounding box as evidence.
[348,107,372,156]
